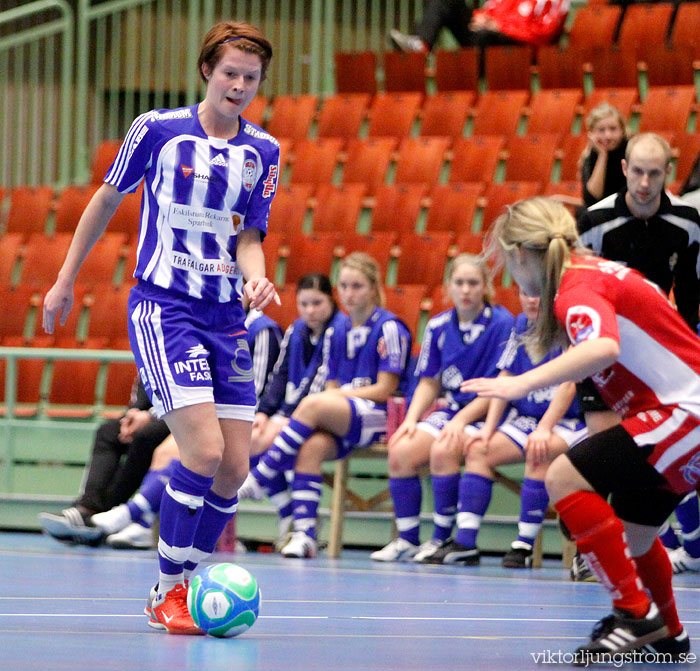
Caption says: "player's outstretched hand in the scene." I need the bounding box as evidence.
[42,282,74,335]
[461,375,530,401]
[244,277,280,311]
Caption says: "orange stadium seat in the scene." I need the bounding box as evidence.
[0,233,23,285]
[6,186,53,236]
[312,183,366,234]
[670,3,700,49]
[434,48,480,92]
[54,184,100,233]
[277,137,293,178]
[394,137,451,186]
[483,46,534,91]
[316,94,370,145]
[420,91,474,140]
[370,184,426,235]
[243,95,268,127]
[557,135,589,183]
[282,233,343,284]
[638,86,696,136]
[424,183,483,234]
[262,231,286,285]
[103,359,139,410]
[581,87,638,120]
[384,284,429,350]
[642,46,698,89]
[535,45,587,90]
[567,5,622,49]
[0,285,37,340]
[504,135,559,183]
[394,232,453,288]
[109,189,142,238]
[525,89,582,136]
[481,182,543,232]
[339,232,397,279]
[342,137,397,196]
[494,285,522,316]
[672,134,700,189]
[90,140,122,185]
[585,47,641,90]
[470,90,528,137]
[427,283,451,318]
[75,232,128,287]
[259,284,300,331]
[84,283,133,344]
[46,337,109,417]
[334,51,377,95]
[19,232,72,286]
[384,51,427,93]
[268,184,312,240]
[616,3,675,62]
[43,283,90,343]
[1,334,52,412]
[266,95,318,142]
[367,93,422,139]
[544,181,584,215]
[454,230,486,256]
[288,138,343,190]
[449,135,505,184]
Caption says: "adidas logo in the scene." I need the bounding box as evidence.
[210,153,228,167]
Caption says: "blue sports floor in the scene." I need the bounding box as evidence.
[1,532,699,671]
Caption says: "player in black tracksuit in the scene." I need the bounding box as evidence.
[578,189,700,332]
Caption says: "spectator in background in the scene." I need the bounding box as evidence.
[38,376,170,544]
[389,0,567,52]
[580,102,629,208]
[578,132,700,333]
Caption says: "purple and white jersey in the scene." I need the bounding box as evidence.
[105,105,280,302]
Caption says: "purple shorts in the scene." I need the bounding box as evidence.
[127,281,256,419]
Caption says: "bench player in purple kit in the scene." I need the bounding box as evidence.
[43,21,280,634]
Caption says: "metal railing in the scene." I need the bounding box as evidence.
[0,1,74,187]
[1,0,425,188]
[0,346,134,496]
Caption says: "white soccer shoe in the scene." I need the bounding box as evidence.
[370,537,420,562]
[281,531,317,558]
[668,546,700,574]
[106,522,154,549]
[413,538,450,563]
[90,504,133,536]
[237,472,266,501]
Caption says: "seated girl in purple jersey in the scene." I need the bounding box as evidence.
[239,252,412,558]
[247,273,346,547]
[42,21,279,635]
[422,288,587,567]
[371,254,515,563]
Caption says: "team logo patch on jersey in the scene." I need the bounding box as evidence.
[242,159,256,191]
[566,305,601,344]
[210,152,228,167]
[262,165,278,198]
[181,164,194,178]
[186,344,208,358]
[681,452,700,486]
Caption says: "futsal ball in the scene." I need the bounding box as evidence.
[187,563,261,637]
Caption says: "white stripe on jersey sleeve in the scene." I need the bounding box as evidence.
[617,315,700,415]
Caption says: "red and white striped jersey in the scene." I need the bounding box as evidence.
[556,255,700,493]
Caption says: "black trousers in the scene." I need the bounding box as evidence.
[76,416,171,513]
[416,0,475,48]
[415,0,520,50]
